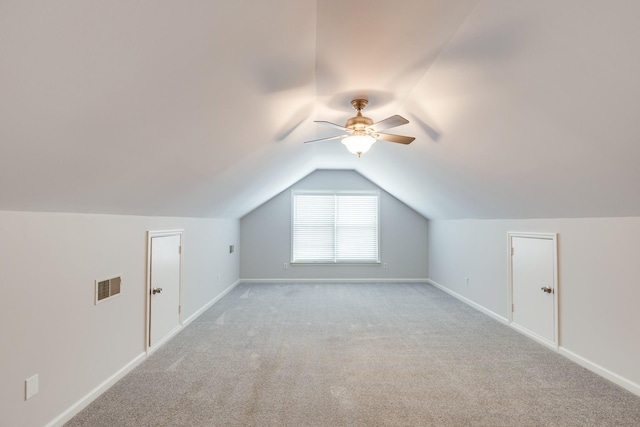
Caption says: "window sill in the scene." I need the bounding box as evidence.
[290,261,381,266]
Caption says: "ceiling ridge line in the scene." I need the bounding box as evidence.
[397,0,483,110]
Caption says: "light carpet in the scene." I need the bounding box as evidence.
[65,282,640,426]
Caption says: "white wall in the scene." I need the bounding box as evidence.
[240,170,429,281]
[0,211,240,427]
[428,217,640,394]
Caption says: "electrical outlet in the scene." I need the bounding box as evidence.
[25,374,38,400]
[465,277,470,286]
[383,263,388,269]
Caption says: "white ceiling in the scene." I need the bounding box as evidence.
[2,0,640,219]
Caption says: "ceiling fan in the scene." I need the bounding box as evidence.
[304,99,415,157]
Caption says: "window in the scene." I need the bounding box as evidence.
[291,190,380,263]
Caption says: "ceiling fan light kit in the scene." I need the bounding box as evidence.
[342,133,376,156]
[304,98,415,157]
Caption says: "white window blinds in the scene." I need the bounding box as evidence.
[292,191,379,263]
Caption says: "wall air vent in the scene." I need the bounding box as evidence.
[95,276,122,304]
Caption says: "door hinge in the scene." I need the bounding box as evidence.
[511,247,514,256]
[178,305,181,314]
[512,303,515,312]
[178,245,182,254]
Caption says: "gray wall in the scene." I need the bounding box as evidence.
[240,170,429,280]
[428,217,640,396]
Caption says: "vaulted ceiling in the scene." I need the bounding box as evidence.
[2,1,639,219]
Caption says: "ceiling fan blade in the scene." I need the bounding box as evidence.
[375,133,415,145]
[315,120,350,132]
[368,115,409,132]
[303,135,345,144]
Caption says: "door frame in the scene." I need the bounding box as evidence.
[145,229,184,353]
[508,232,559,350]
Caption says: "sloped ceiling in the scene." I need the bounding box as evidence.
[1,1,639,219]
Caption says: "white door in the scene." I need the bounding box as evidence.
[149,234,181,348]
[510,234,557,346]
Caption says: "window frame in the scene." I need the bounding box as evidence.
[290,190,381,265]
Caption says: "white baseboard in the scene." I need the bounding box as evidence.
[427,278,640,398]
[559,347,640,397]
[46,279,241,427]
[509,322,558,351]
[239,278,429,283]
[147,324,183,355]
[426,279,508,324]
[45,352,146,427]
[148,280,240,355]
[182,279,240,326]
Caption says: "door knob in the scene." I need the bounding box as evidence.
[541,286,553,294]
[152,287,163,295]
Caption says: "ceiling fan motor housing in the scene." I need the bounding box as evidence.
[345,114,373,131]
[346,100,374,131]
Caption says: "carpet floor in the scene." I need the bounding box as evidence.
[65,282,640,426]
